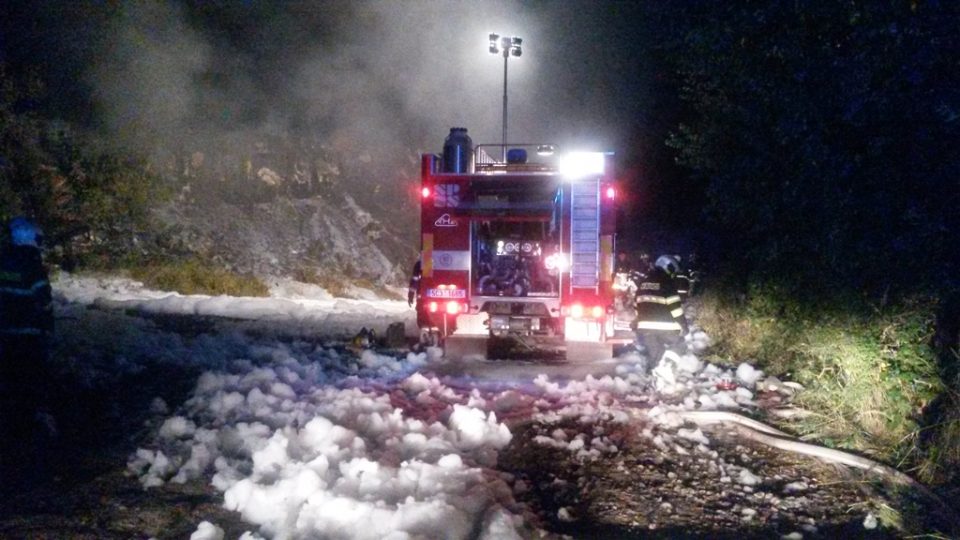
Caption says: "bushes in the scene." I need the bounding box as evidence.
[697,286,953,483]
[0,68,172,268]
[126,258,268,298]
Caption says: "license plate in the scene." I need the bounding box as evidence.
[426,288,466,298]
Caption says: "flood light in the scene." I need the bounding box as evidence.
[488,32,523,158]
[559,152,605,179]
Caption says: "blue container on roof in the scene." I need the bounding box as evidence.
[442,127,473,173]
[507,148,527,164]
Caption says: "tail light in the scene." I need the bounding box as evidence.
[564,304,605,319]
[421,186,431,198]
[445,301,462,315]
[428,301,438,313]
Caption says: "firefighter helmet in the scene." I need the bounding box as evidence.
[655,254,680,276]
[9,216,40,247]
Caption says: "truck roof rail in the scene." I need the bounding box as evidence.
[474,144,560,173]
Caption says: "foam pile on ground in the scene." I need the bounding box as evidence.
[128,342,545,539]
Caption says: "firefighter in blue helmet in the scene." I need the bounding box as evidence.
[632,254,688,369]
[0,216,55,484]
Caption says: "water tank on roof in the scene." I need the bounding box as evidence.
[442,127,473,173]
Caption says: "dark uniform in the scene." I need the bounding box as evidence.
[632,265,687,367]
[0,233,54,483]
[674,264,691,301]
[407,258,422,307]
[611,253,636,333]
[408,257,433,337]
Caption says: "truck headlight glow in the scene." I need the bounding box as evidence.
[559,152,605,180]
[544,252,568,271]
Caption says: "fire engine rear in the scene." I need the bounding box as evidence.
[416,127,622,360]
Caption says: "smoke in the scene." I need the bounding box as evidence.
[87,2,210,149]
[5,0,651,160]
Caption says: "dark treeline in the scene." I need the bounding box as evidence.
[640,1,959,299]
[0,66,165,266]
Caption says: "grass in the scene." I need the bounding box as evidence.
[293,266,348,298]
[697,286,951,483]
[126,258,269,297]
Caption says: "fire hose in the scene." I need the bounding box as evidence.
[654,409,960,532]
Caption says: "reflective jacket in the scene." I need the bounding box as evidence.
[674,270,691,300]
[633,267,685,332]
[0,245,53,336]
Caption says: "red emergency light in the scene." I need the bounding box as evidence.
[605,186,616,200]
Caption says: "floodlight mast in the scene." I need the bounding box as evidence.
[488,33,522,161]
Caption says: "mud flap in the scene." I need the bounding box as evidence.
[443,335,489,360]
[565,341,614,363]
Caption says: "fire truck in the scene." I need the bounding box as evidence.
[416,127,625,360]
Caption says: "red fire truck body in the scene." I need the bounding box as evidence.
[417,135,621,354]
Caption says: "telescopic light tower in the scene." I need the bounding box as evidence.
[488,33,522,161]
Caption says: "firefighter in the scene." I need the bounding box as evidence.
[635,250,653,279]
[0,216,55,484]
[613,251,631,277]
[632,254,688,368]
[612,251,632,296]
[407,255,434,345]
[407,256,422,308]
[673,254,691,301]
[674,252,701,301]
[611,251,636,330]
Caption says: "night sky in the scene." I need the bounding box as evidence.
[0,1,655,158]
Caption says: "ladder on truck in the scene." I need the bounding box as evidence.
[570,180,600,290]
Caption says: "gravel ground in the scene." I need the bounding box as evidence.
[499,416,949,539]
